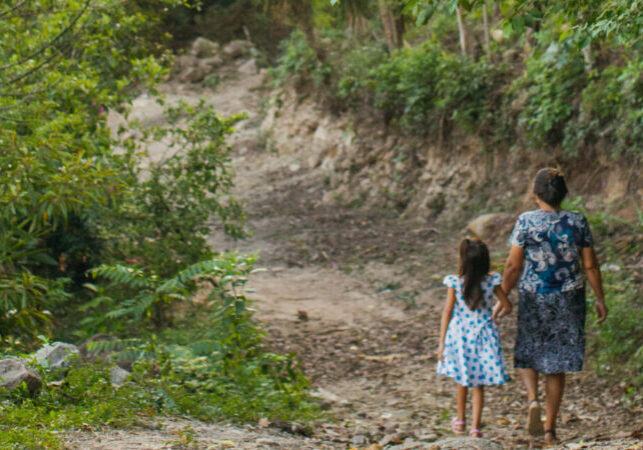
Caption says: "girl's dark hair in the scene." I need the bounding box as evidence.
[533,168,568,207]
[458,238,490,310]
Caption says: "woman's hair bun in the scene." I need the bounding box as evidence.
[533,168,568,207]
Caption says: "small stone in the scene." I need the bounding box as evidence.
[419,433,439,441]
[351,434,369,446]
[430,436,503,449]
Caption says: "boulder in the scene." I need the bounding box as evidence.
[79,333,116,363]
[171,54,198,77]
[201,55,224,71]
[178,65,209,83]
[466,213,516,243]
[237,58,257,75]
[0,358,42,394]
[191,37,220,58]
[110,366,131,387]
[428,437,503,449]
[34,342,78,370]
[222,40,253,59]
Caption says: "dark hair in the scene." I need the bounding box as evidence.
[458,238,490,310]
[533,168,568,207]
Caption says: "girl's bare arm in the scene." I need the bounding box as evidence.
[502,246,524,295]
[582,246,608,324]
[492,285,513,320]
[438,287,456,361]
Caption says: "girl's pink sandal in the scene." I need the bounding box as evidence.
[451,417,466,435]
[470,429,483,438]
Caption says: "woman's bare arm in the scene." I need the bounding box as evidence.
[438,287,456,361]
[502,246,524,295]
[582,246,608,324]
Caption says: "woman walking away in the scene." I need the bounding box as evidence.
[437,238,513,438]
[503,168,608,444]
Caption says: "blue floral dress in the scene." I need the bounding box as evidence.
[437,273,509,387]
[509,209,593,374]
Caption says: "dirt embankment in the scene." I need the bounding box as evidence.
[259,86,642,228]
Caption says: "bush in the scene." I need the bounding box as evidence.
[371,43,502,133]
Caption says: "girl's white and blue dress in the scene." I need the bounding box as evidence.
[437,273,509,387]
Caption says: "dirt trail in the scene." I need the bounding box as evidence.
[73,63,641,449]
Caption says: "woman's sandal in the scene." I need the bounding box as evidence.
[470,429,483,438]
[451,417,465,435]
[527,399,544,436]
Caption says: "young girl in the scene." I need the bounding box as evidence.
[437,238,513,438]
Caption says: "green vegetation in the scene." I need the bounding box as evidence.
[0,0,321,444]
[270,0,642,158]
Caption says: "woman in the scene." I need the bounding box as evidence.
[502,168,608,444]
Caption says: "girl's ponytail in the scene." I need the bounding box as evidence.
[459,238,490,310]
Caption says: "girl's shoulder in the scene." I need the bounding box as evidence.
[443,274,460,289]
[484,272,502,288]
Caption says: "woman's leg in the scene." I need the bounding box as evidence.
[519,368,539,401]
[544,373,565,441]
[457,384,468,424]
[471,386,484,430]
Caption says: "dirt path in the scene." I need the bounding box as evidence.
[77,61,641,449]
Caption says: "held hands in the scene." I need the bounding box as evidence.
[492,302,512,321]
[595,301,608,324]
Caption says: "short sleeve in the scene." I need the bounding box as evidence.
[509,215,527,248]
[490,272,502,287]
[443,275,458,289]
[578,215,594,248]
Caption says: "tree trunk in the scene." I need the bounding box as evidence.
[482,3,491,57]
[456,6,470,56]
[379,0,400,52]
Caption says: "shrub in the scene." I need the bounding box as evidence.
[511,42,588,152]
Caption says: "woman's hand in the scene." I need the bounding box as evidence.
[492,302,512,321]
[437,343,445,362]
[595,301,608,324]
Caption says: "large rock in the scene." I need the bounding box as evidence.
[428,437,503,449]
[110,366,131,387]
[237,58,257,75]
[178,65,209,83]
[0,358,42,394]
[466,213,517,243]
[191,37,220,58]
[171,54,198,77]
[222,40,253,59]
[34,342,78,370]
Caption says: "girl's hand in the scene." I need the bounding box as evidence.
[437,344,445,362]
[595,301,608,324]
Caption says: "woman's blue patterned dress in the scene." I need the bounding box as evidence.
[509,209,593,374]
[437,273,510,387]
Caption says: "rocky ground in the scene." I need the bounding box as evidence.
[68,40,642,449]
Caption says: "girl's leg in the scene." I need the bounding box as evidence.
[518,368,539,402]
[457,384,468,423]
[544,373,565,442]
[471,386,484,430]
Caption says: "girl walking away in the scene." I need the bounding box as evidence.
[437,239,513,438]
